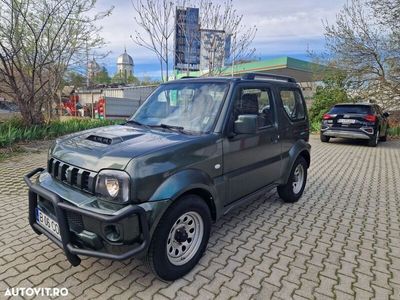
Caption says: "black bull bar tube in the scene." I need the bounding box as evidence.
[24,168,150,266]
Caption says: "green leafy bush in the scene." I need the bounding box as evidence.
[308,70,350,132]
[0,118,120,147]
[388,126,400,137]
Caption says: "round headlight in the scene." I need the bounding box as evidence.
[105,178,120,198]
[96,170,130,203]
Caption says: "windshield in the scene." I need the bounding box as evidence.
[131,82,229,133]
[329,105,372,114]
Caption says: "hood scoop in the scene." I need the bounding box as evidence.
[87,135,115,145]
[86,132,144,145]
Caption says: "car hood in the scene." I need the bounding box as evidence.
[51,125,193,172]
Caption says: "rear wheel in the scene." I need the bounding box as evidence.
[320,133,330,143]
[278,157,308,203]
[146,194,211,281]
[368,129,379,147]
[380,128,388,142]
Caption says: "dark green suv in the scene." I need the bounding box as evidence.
[25,73,311,280]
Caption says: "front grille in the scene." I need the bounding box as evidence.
[67,211,84,232]
[48,158,96,193]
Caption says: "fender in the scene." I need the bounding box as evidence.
[148,168,219,202]
[281,139,311,184]
[144,169,220,238]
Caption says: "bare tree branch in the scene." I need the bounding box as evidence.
[0,0,112,124]
[320,0,400,110]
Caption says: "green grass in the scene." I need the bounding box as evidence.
[310,120,321,133]
[0,118,120,148]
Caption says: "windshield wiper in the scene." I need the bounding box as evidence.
[151,123,189,134]
[160,123,184,130]
[124,120,151,129]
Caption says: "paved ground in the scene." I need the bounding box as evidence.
[0,136,400,300]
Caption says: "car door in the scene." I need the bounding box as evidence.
[222,83,281,206]
[278,88,309,157]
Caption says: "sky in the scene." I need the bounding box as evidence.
[94,0,347,79]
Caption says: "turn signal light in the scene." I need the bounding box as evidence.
[363,114,377,122]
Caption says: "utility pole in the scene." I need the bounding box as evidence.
[231,32,236,77]
[86,39,90,88]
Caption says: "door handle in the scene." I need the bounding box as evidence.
[271,135,279,143]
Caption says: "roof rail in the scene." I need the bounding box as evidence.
[180,76,198,79]
[242,73,297,83]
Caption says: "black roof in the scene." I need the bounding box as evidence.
[166,73,299,87]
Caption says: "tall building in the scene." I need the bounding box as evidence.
[173,6,232,74]
[117,49,134,82]
[174,7,201,71]
[199,29,231,72]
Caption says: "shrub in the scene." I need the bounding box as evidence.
[308,69,350,132]
[0,118,120,148]
[388,126,400,137]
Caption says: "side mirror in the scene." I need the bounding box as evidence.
[383,112,390,118]
[234,114,258,134]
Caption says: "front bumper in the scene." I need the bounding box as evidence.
[24,168,150,266]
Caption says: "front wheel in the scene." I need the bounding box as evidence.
[146,194,211,281]
[278,157,308,203]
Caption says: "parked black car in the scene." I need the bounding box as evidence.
[320,103,389,147]
[24,73,311,280]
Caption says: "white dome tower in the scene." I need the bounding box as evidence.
[117,49,134,82]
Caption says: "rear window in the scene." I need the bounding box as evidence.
[280,89,305,121]
[329,105,372,114]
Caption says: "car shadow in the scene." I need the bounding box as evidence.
[326,137,400,148]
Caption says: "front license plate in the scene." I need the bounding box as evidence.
[338,119,356,124]
[35,208,61,240]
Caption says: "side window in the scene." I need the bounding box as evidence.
[280,89,305,121]
[234,87,274,128]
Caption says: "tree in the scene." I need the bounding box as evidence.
[112,73,139,85]
[93,67,111,85]
[63,71,86,89]
[132,0,175,82]
[139,75,161,86]
[127,74,140,85]
[132,0,257,79]
[197,0,257,75]
[0,0,112,125]
[309,68,350,125]
[322,0,400,110]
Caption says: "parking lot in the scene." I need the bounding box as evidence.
[0,136,399,300]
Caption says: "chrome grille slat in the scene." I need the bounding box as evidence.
[57,162,64,180]
[47,157,96,194]
[76,169,84,189]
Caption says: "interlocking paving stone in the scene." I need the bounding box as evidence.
[0,136,399,299]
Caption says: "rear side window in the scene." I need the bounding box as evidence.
[280,89,305,121]
[329,105,372,114]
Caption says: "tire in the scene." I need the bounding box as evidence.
[380,128,388,142]
[277,157,308,203]
[146,194,211,281]
[320,133,330,143]
[368,129,379,147]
